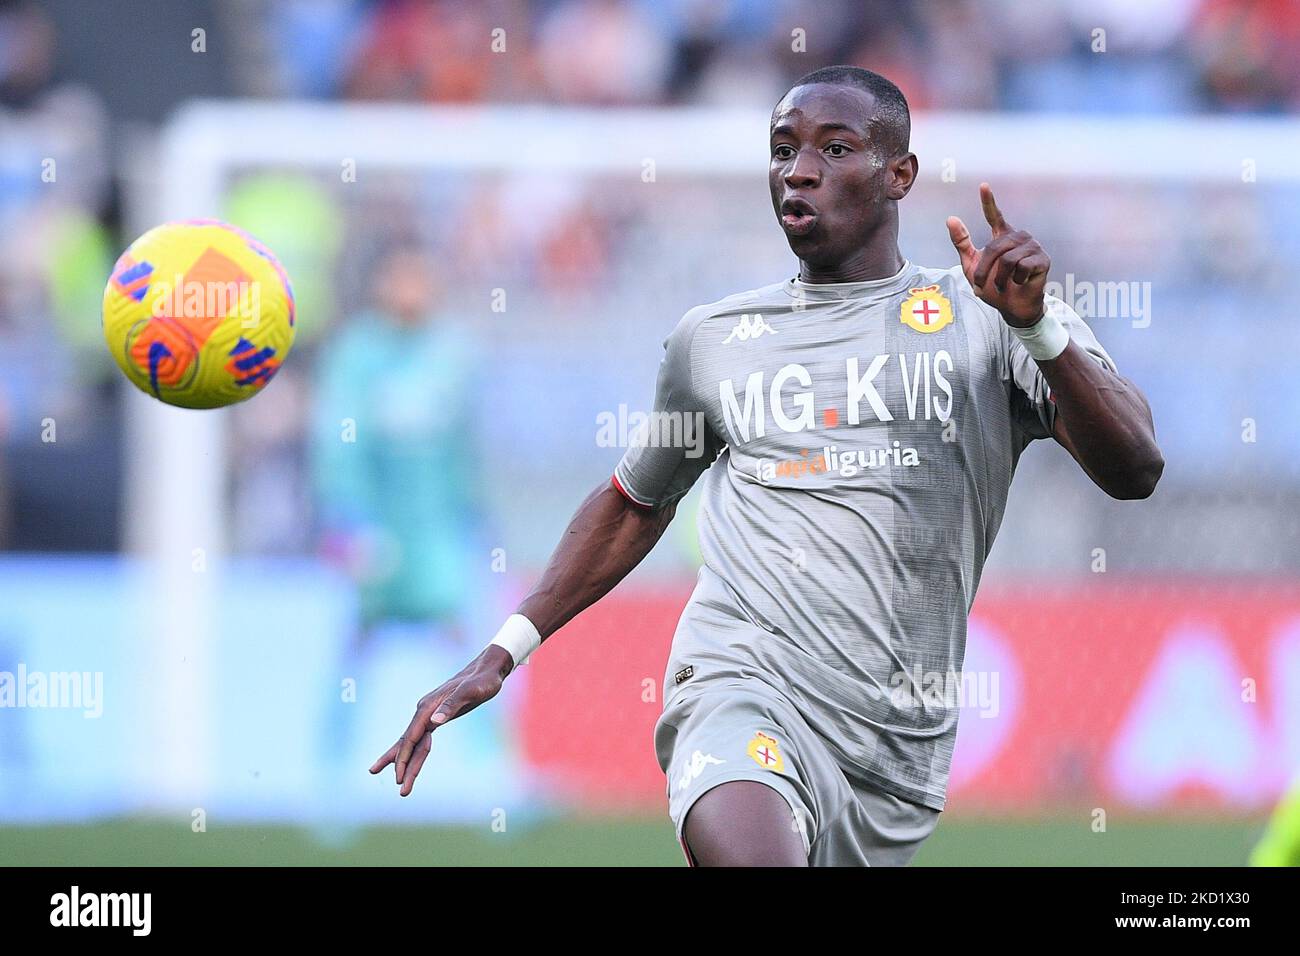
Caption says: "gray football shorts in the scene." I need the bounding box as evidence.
[654,677,941,866]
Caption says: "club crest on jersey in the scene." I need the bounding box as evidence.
[900,285,953,334]
[746,731,785,772]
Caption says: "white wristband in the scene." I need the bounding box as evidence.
[1011,306,1070,361]
[488,614,542,667]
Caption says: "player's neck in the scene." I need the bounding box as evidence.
[797,245,906,285]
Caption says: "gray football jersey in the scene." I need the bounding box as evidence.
[614,261,1116,809]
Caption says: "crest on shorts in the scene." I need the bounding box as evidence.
[900,285,953,334]
[746,731,785,772]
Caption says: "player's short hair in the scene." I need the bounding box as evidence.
[784,65,911,156]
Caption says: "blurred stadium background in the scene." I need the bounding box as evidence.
[2,0,1299,865]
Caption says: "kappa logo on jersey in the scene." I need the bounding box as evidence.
[746,732,785,772]
[900,285,954,334]
[676,750,725,792]
[723,313,778,344]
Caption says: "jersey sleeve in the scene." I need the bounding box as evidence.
[612,308,725,509]
[1005,294,1118,441]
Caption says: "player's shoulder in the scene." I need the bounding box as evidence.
[665,280,791,351]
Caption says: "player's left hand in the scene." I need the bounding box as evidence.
[946,183,1050,329]
[368,647,511,797]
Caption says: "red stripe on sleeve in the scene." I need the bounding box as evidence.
[610,473,654,510]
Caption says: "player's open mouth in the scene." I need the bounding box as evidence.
[780,198,818,236]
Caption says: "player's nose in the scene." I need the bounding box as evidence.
[783,149,820,189]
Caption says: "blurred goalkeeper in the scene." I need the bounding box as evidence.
[371,66,1164,866]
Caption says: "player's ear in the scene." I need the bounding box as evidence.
[887,152,918,201]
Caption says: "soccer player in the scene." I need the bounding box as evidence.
[370,66,1164,866]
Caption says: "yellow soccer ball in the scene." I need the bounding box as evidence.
[102,219,296,408]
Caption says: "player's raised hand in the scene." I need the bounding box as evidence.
[946,183,1050,328]
[368,645,514,797]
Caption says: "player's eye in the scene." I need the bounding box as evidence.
[772,145,796,161]
[825,143,851,157]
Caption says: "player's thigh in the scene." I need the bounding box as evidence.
[656,682,843,863]
[683,779,809,867]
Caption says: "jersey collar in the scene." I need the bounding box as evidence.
[784,260,916,301]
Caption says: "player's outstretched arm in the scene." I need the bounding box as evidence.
[369,479,677,796]
[948,183,1164,500]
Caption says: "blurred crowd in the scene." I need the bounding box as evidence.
[1,0,1299,579]
[269,0,1300,113]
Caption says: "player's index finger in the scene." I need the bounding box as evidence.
[946,215,972,248]
[980,183,1009,233]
